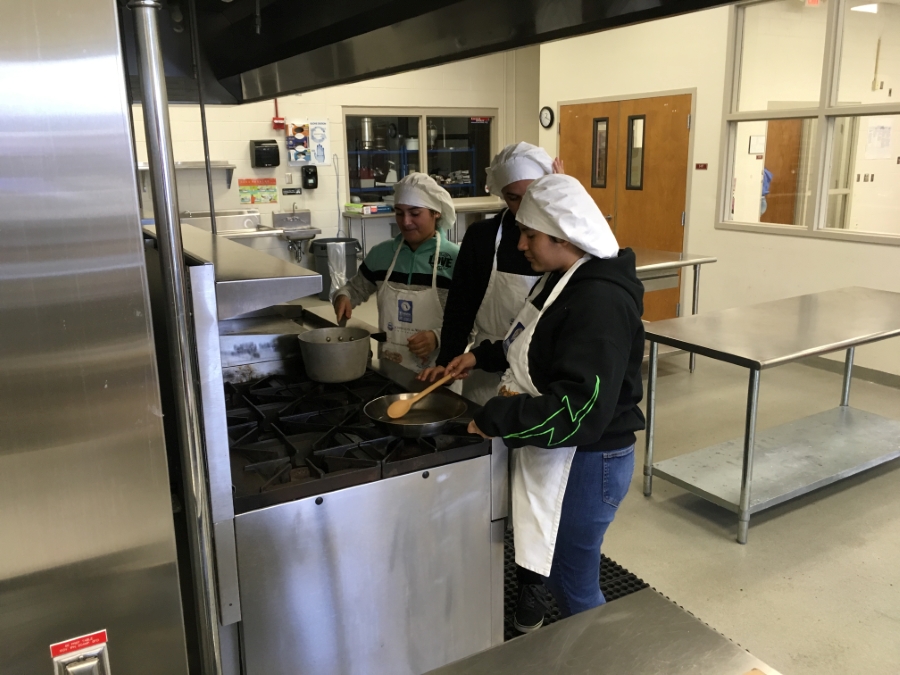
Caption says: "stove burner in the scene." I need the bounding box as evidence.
[226,369,487,514]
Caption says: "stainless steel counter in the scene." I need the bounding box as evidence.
[643,286,900,543]
[425,588,782,675]
[342,197,506,251]
[634,248,717,370]
[645,286,900,369]
[145,223,322,319]
[452,196,505,213]
[633,247,718,274]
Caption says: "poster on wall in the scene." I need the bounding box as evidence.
[238,178,278,204]
[865,117,892,160]
[287,120,330,166]
[748,135,766,154]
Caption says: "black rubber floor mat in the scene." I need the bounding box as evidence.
[503,529,648,641]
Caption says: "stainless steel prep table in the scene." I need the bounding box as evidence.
[342,196,506,254]
[425,588,782,675]
[643,286,900,544]
[633,248,717,370]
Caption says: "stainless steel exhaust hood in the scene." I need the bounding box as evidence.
[129,0,731,104]
[238,0,731,101]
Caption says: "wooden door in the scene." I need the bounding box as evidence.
[559,101,619,224]
[615,95,691,320]
[560,94,691,321]
[760,119,802,225]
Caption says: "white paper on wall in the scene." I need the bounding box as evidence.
[286,120,331,166]
[864,117,892,160]
[309,121,331,165]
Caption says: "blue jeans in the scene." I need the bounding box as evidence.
[541,445,635,617]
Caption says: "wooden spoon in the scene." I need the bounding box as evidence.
[387,373,454,419]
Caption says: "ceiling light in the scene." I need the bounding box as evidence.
[851,3,878,12]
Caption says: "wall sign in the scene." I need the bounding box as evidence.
[51,630,108,658]
[239,178,278,204]
[287,120,331,166]
[748,135,766,154]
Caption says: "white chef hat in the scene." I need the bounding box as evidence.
[516,174,620,259]
[392,173,456,232]
[485,142,554,197]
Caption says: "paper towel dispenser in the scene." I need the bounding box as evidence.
[250,140,280,168]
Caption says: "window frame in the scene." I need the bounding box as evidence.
[716,0,900,245]
[342,106,499,204]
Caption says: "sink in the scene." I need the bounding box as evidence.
[273,210,312,229]
[283,227,321,241]
[181,209,260,233]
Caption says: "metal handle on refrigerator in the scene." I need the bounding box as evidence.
[129,2,222,674]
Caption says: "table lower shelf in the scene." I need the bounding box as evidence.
[652,406,900,515]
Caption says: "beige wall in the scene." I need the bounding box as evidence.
[539,6,900,375]
[507,45,541,146]
[133,51,517,239]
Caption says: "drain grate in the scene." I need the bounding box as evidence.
[503,529,648,641]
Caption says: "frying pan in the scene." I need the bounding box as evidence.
[364,390,467,437]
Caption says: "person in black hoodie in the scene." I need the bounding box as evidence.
[427,174,645,630]
[434,143,560,405]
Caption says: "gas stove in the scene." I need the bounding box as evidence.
[225,370,488,514]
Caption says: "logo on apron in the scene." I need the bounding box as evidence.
[387,322,394,331]
[503,322,525,356]
[398,300,413,323]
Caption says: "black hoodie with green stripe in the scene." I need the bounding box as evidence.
[471,249,645,452]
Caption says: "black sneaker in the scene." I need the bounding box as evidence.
[513,584,550,633]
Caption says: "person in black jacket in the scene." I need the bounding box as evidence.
[434,143,562,405]
[434,174,645,630]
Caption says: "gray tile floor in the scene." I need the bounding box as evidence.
[608,353,900,675]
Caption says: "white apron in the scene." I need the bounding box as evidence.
[377,233,444,372]
[499,255,591,577]
[463,213,540,405]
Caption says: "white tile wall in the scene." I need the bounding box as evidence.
[133,52,516,240]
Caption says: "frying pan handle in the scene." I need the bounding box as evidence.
[414,373,455,400]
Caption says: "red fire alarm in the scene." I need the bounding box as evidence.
[272,98,285,130]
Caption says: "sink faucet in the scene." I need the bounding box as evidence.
[291,202,298,220]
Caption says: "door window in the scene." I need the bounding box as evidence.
[591,118,609,188]
[626,115,645,190]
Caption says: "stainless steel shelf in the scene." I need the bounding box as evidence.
[137,160,236,188]
[653,407,900,515]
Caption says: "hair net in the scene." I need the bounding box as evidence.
[516,174,620,259]
[485,142,554,197]
[392,173,456,232]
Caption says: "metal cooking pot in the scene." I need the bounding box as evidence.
[364,390,467,437]
[297,327,370,383]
